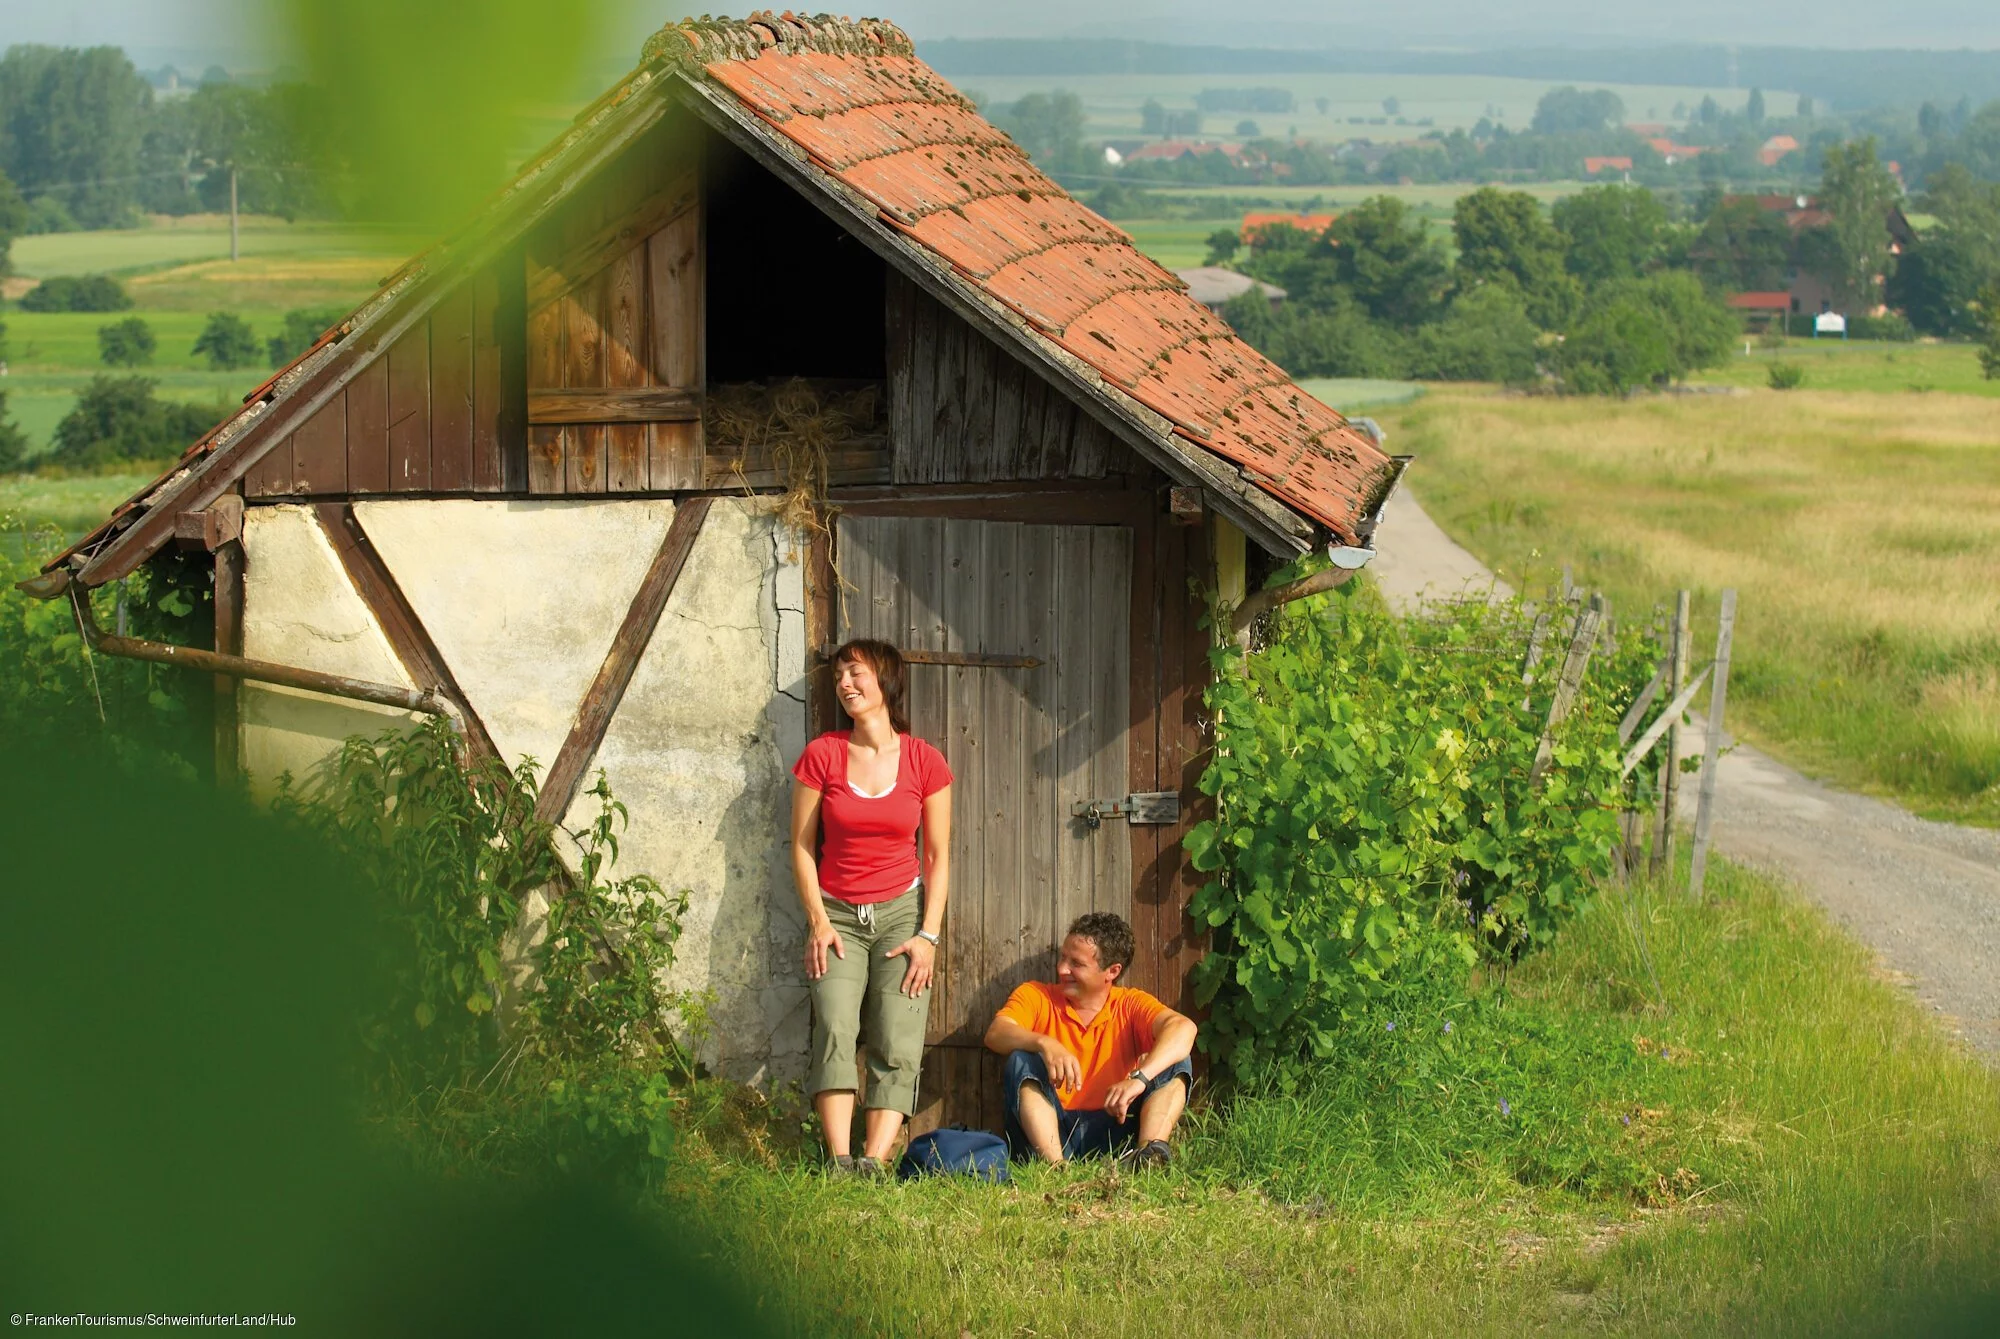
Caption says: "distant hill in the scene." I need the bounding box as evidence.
[918,39,2000,110]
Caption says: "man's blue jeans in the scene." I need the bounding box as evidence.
[1001,1049,1193,1161]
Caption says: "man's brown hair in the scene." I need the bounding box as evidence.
[831,638,909,734]
[1067,911,1136,974]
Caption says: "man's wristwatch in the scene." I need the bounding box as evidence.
[915,929,940,945]
[1128,1066,1152,1085]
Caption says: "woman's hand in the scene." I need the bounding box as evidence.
[885,936,936,997]
[804,919,845,980]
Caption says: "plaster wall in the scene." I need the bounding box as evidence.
[239,505,420,797]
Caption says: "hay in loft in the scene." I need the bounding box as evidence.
[704,378,885,539]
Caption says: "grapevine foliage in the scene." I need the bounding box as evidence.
[1187,585,1657,1088]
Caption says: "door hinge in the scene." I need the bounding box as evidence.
[1071,792,1180,829]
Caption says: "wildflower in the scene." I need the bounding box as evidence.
[1622,1115,1631,1126]
[1661,1048,1673,1060]
[1442,1021,1453,1034]
[1385,1021,1396,1032]
[1498,1098,1511,1116]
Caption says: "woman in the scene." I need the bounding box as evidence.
[790,639,952,1174]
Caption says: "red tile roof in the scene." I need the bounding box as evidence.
[1240,211,1337,239]
[669,14,1393,542]
[1726,291,1791,310]
[1584,156,1634,174]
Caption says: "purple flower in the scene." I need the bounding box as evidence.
[1442,1021,1454,1034]
[1622,1115,1631,1126]
[1385,1021,1396,1032]
[1661,1048,1673,1060]
[1498,1098,1511,1116]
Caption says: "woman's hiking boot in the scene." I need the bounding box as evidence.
[852,1155,893,1179]
[825,1153,857,1176]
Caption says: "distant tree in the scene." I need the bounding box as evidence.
[47,376,215,469]
[1886,165,2000,335]
[1692,197,1793,292]
[1918,102,1945,140]
[1816,138,1901,310]
[1382,97,1400,116]
[1406,285,1541,383]
[1140,98,1166,136]
[1797,94,1814,119]
[98,316,156,367]
[0,167,26,275]
[1451,186,1579,328]
[1000,90,1086,166]
[1203,229,1241,266]
[265,306,347,366]
[1746,88,1766,125]
[199,64,232,87]
[0,46,152,228]
[1530,86,1625,135]
[0,384,26,471]
[1314,97,1330,115]
[1235,119,1260,137]
[1955,101,2000,181]
[1325,195,1450,327]
[1556,273,1733,394]
[20,274,132,312]
[1698,95,1720,125]
[192,312,260,370]
[1978,284,2000,380]
[1553,184,1668,285]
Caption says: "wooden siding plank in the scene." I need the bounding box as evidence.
[529,167,696,313]
[471,268,504,491]
[1019,524,1059,990]
[988,355,1025,481]
[1041,386,1079,482]
[386,322,432,492]
[243,432,294,498]
[604,242,650,492]
[980,522,1030,1006]
[535,497,712,825]
[346,359,391,493]
[926,309,966,484]
[526,289,564,493]
[1053,524,1098,948]
[885,272,915,471]
[940,517,986,1045]
[290,388,347,496]
[563,280,608,494]
[527,386,697,423]
[1156,523,1204,1007]
[959,324,996,486]
[902,283,939,484]
[646,199,702,389]
[430,285,476,492]
[1089,526,1134,942]
[1132,508,1168,998]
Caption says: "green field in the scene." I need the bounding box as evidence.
[1691,337,2000,397]
[1374,386,2000,826]
[10,215,419,283]
[966,72,1776,147]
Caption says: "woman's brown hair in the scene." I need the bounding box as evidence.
[831,638,909,734]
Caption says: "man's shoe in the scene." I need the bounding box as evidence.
[1130,1139,1173,1171]
[825,1153,857,1176]
[852,1155,892,1178]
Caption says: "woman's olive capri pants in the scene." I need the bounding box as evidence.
[807,887,931,1115]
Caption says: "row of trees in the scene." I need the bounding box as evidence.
[0,45,338,234]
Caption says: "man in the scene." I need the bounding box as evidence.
[983,911,1198,1168]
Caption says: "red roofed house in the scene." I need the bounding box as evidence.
[1240,211,1337,242]
[1726,194,1918,317]
[1758,134,1800,167]
[1646,136,1707,164]
[1584,156,1633,176]
[1124,139,1246,164]
[21,13,1399,1128]
[1726,290,1792,331]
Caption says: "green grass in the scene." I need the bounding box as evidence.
[1372,387,2000,826]
[9,215,419,282]
[1295,377,1427,413]
[653,860,2000,1337]
[1690,337,2000,397]
[1123,219,1221,269]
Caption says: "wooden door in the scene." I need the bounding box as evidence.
[835,513,1133,1127]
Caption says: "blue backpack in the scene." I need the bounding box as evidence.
[897,1127,1011,1183]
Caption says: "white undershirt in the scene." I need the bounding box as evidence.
[847,778,897,799]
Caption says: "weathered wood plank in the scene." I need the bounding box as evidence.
[471,268,504,492]
[1090,524,1134,923]
[315,502,498,763]
[525,282,565,495]
[563,281,608,494]
[1161,522,1208,1006]
[885,272,915,469]
[429,285,476,492]
[243,432,294,498]
[940,517,987,1044]
[528,167,696,312]
[1688,589,1737,899]
[981,523,1031,1007]
[604,242,650,492]
[1052,524,1097,951]
[1019,524,1059,999]
[346,359,391,493]
[1529,609,1604,788]
[959,323,996,484]
[386,323,432,492]
[989,352,1026,479]
[535,497,712,825]
[1148,518,1193,999]
[1127,505,1162,997]
[646,198,702,388]
[290,391,347,495]
[1651,590,1692,879]
[527,386,698,423]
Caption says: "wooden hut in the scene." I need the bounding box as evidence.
[27,13,1399,1129]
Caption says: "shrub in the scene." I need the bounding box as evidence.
[265,306,347,367]
[1186,583,1654,1087]
[97,316,156,367]
[0,394,25,472]
[1406,285,1541,384]
[1221,290,1409,378]
[1846,311,1916,341]
[19,274,132,313]
[1767,361,1806,390]
[46,376,215,469]
[1556,272,1736,394]
[192,311,259,370]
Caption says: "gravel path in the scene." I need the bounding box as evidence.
[1373,492,2000,1056]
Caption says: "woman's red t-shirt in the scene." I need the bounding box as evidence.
[792,732,953,904]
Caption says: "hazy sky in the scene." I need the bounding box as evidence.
[6,0,1999,70]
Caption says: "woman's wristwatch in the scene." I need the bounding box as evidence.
[915,929,940,945]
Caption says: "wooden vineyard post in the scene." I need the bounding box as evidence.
[1688,589,1737,899]
[1651,590,1691,880]
[1529,607,1603,790]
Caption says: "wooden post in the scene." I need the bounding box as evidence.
[1688,589,1737,899]
[1650,590,1691,879]
[1529,608,1602,789]
[212,538,244,789]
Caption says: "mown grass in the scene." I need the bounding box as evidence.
[653,860,2000,1337]
[9,214,418,284]
[1371,387,2000,827]
[1691,337,2000,398]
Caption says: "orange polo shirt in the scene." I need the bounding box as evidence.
[999,980,1168,1112]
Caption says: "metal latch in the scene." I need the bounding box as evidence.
[1071,792,1181,829]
